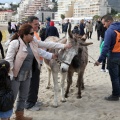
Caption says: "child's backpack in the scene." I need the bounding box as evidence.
[0,89,14,112]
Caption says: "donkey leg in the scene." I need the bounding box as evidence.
[81,80,85,90]
[52,72,59,107]
[77,72,84,99]
[65,71,73,98]
[46,68,51,89]
[60,72,67,102]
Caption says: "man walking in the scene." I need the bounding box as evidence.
[95,19,102,41]
[95,15,120,101]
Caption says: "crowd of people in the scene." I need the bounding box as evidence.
[0,14,120,120]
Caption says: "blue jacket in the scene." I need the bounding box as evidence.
[46,26,59,38]
[98,22,120,62]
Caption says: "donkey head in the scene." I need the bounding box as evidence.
[59,24,93,73]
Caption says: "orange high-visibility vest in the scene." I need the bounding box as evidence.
[112,30,120,52]
[34,31,43,63]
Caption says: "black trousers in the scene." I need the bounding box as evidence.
[0,42,5,59]
[26,58,40,104]
[97,30,101,40]
[87,31,92,39]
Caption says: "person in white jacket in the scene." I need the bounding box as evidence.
[5,24,71,120]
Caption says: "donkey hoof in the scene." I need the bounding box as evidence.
[65,94,68,98]
[46,86,50,89]
[52,104,58,108]
[61,99,66,103]
[77,96,82,99]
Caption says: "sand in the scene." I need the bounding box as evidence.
[1,25,120,120]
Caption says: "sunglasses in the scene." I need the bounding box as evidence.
[29,32,34,36]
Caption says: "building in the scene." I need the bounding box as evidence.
[74,0,111,17]
[0,10,13,22]
[108,0,120,12]
[35,10,54,22]
[55,0,74,20]
[55,0,111,20]
[17,0,53,22]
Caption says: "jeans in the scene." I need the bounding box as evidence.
[102,57,108,70]
[108,57,120,96]
[11,78,31,111]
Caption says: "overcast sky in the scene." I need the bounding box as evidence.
[0,0,21,3]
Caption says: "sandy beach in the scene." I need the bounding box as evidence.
[0,25,120,120]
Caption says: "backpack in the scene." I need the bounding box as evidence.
[0,89,14,112]
[39,28,46,41]
[112,30,120,52]
[5,40,20,53]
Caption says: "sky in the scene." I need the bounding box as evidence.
[0,0,21,3]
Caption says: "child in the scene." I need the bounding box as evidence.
[100,41,108,72]
[0,60,14,120]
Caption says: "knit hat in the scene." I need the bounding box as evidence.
[46,17,51,22]
[50,21,54,26]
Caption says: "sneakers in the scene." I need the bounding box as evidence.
[27,103,40,111]
[100,69,109,72]
[105,69,109,72]
[100,69,105,72]
[104,95,119,101]
[36,101,43,106]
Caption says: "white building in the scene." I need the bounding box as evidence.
[17,0,52,22]
[0,10,13,22]
[55,0,111,20]
[55,0,74,20]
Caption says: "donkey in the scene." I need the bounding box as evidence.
[60,23,93,99]
[44,36,79,107]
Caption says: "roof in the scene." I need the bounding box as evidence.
[0,10,13,13]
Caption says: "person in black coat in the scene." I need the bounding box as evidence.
[63,19,70,37]
[0,30,5,59]
[95,19,102,40]
[79,19,85,36]
[46,21,59,38]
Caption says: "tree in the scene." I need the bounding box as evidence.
[111,8,118,15]
[10,3,19,11]
[93,15,100,21]
[52,1,58,12]
[61,14,65,20]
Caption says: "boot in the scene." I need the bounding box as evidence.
[15,111,32,120]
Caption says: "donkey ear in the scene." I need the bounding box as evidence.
[68,23,73,38]
[80,42,93,46]
[81,34,87,41]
